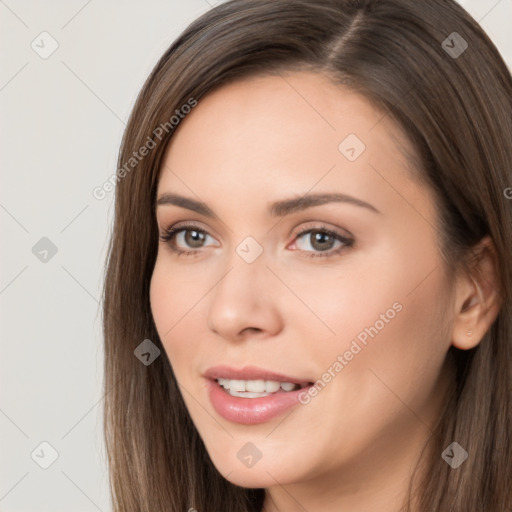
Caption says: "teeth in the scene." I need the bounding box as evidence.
[217,378,300,395]
[246,380,266,392]
[266,380,281,393]
[226,379,246,392]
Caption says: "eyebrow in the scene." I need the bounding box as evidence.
[156,192,381,217]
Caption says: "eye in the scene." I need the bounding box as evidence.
[159,222,218,256]
[159,222,354,259]
[290,224,354,258]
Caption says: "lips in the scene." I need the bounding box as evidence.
[205,377,314,424]
[202,364,316,424]
[203,364,313,387]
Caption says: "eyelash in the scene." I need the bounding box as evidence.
[159,222,354,259]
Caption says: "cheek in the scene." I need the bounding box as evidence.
[281,236,441,353]
[149,259,203,369]
[150,261,174,339]
[150,252,210,322]
[289,230,451,406]
[285,265,451,467]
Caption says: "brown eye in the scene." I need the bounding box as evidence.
[159,223,218,255]
[183,229,207,248]
[308,231,336,251]
[291,225,354,258]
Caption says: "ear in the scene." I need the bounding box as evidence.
[451,235,502,350]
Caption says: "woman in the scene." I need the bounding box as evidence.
[102,1,512,510]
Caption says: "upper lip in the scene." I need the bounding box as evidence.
[204,365,313,386]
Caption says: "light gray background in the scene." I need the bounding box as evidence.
[1,1,511,510]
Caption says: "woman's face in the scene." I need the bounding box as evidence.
[150,71,456,494]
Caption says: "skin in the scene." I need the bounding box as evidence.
[149,71,501,511]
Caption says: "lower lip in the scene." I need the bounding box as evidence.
[206,379,312,425]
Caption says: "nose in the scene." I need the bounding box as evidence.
[206,253,284,342]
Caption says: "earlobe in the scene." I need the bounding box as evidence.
[450,236,502,350]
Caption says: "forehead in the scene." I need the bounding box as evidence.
[164,71,391,158]
[157,71,429,220]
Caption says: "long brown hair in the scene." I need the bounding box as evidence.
[102,1,512,510]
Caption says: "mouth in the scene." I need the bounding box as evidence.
[205,370,316,424]
[203,364,315,400]
[214,377,313,398]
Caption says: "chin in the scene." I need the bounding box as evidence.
[209,451,300,489]
[222,469,282,489]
